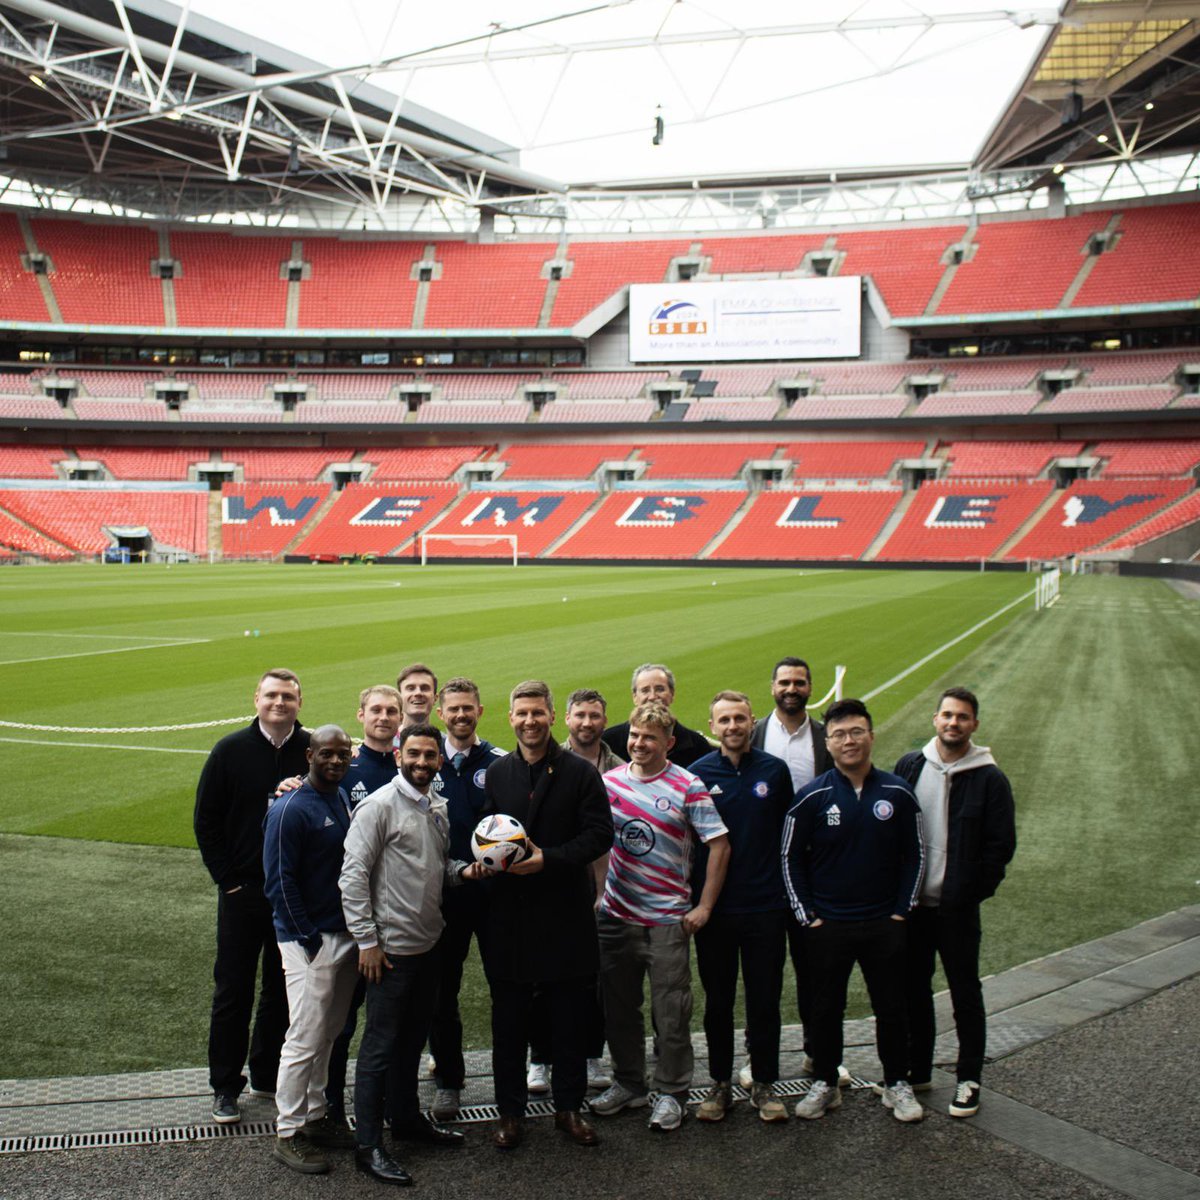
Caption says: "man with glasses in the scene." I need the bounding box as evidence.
[782,699,925,1124]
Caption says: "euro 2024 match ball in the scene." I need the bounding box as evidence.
[471,814,530,872]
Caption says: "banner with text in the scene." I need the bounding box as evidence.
[628,278,861,363]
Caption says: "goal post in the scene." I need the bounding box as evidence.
[419,533,519,566]
[1034,565,1061,610]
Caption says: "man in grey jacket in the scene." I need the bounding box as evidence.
[893,687,1016,1121]
[339,723,486,1185]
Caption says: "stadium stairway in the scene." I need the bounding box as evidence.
[206,493,222,560]
[280,488,340,556]
[539,492,608,558]
[697,491,757,558]
[993,487,1064,560]
[860,488,918,560]
[0,502,74,557]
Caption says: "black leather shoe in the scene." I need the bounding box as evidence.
[492,1115,524,1150]
[390,1114,465,1147]
[355,1146,413,1186]
[555,1110,600,1146]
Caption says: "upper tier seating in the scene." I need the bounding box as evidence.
[783,440,925,478]
[295,373,409,401]
[550,372,666,399]
[72,400,169,422]
[33,220,162,325]
[944,441,1085,478]
[638,443,778,479]
[914,391,1041,418]
[70,446,210,481]
[1006,480,1192,559]
[433,374,539,401]
[702,234,830,275]
[552,490,746,559]
[497,444,633,480]
[1104,490,1200,549]
[785,395,910,420]
[0,371,37,394]
[415,400,530,424]
[1038,386,1178,414]
[550,240,691,326]
[0,508,72,558]
[0,444,65,478]
[683,398,779,422]
[53,370,156,398]
[699,366,784,397]
[940,358,1062,390]
[295,403,408,425]
[875,481,1054,560]
[172,231,289,327]
[834,225,964,317]
[539,399,657,423]
[806,361,929,394]
[221,484,330,558]
[1092,439,1200,476]
[0,488,207,553]
[176,372,279,401]
[1073,205,1200,307]
[221,448,353,481]
[709,489,903,560]
[0,213,52,322]
[0,396,65,420]
[1077,351,1183,386]
[937,212,1114,314]
[292,483,458,558]
[297,240,422,329]
[422,490,600,558]
[362,445,488,480]
[423,243,554,328]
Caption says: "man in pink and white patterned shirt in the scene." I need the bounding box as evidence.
[590,702,730,1133]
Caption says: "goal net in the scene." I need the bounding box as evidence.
[419,533,519,566]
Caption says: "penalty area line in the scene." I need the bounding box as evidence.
[863,586,1035,703]
[0,638,210,666]
[0,736,208,755]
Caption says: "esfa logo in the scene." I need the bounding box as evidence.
[649,299,707,335]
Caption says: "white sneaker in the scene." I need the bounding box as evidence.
[586,1058,612,1089]
[793,1080,842,1120]
[881,1080,924,1123]
[736,1059,753,1089]
[648,1094,684,1132]
[837,1064,852,1087]
[422,1053,436,1080]
[527,1062,550,1094]
[589,1082,648,1115]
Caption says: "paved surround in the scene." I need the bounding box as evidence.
[2,904,1197,1199]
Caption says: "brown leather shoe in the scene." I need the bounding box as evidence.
[554,1110,599,1146]
[492,1116,524,1150]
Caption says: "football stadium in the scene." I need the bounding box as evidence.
[0,0,1198,1195]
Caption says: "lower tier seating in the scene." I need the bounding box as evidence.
[221,484,331,558]
[422,491,600,558]
[292,484,458,558]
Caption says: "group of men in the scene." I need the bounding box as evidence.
[193,657,1015,1186]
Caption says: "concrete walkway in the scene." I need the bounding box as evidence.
[2,904,1197,1199]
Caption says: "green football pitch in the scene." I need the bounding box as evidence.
[0,562,1195,1079]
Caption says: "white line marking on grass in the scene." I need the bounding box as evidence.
[0,632,194,641]
[0,736,208,755]
[0,638,209,666]
[864,587,1035,702]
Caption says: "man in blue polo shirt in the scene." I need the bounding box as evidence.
[690,690,794,1125]
[263,724,359,1174]
[783,698,925,1124]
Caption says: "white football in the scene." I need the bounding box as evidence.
[471,814,529,872]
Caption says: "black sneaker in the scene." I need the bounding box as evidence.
[303,1113,356,1149]
[212,1093,240,1125]
[949,1081,981,1118]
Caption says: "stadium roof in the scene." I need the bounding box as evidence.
[0,0,1197,232]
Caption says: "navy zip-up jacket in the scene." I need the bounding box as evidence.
[689,746,794,913]
[263,778,352,952]
[782,766,924,925]
[344,744,397,808]
[435,737,504,862]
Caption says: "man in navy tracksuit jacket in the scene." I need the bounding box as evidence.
[262,725,358,1173]
[782,698,925,1123]
[426,677,505,1116]
[690,690,795,1123]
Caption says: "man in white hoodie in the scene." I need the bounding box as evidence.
[893,687,1016,1120]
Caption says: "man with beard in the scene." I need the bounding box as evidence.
[689,692,794,1125]
[601,664,712,768]
[426,677,504,1121]
[194,669,309,1126]
[893,687,1015,1119]
[564,688,624,775]
[263,725,359,1174]
[482,681,614,1151]
[340,724,486,1186]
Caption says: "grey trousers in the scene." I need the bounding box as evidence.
[598,915,693,1096]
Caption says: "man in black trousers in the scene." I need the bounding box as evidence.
[482,680,614,1151]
